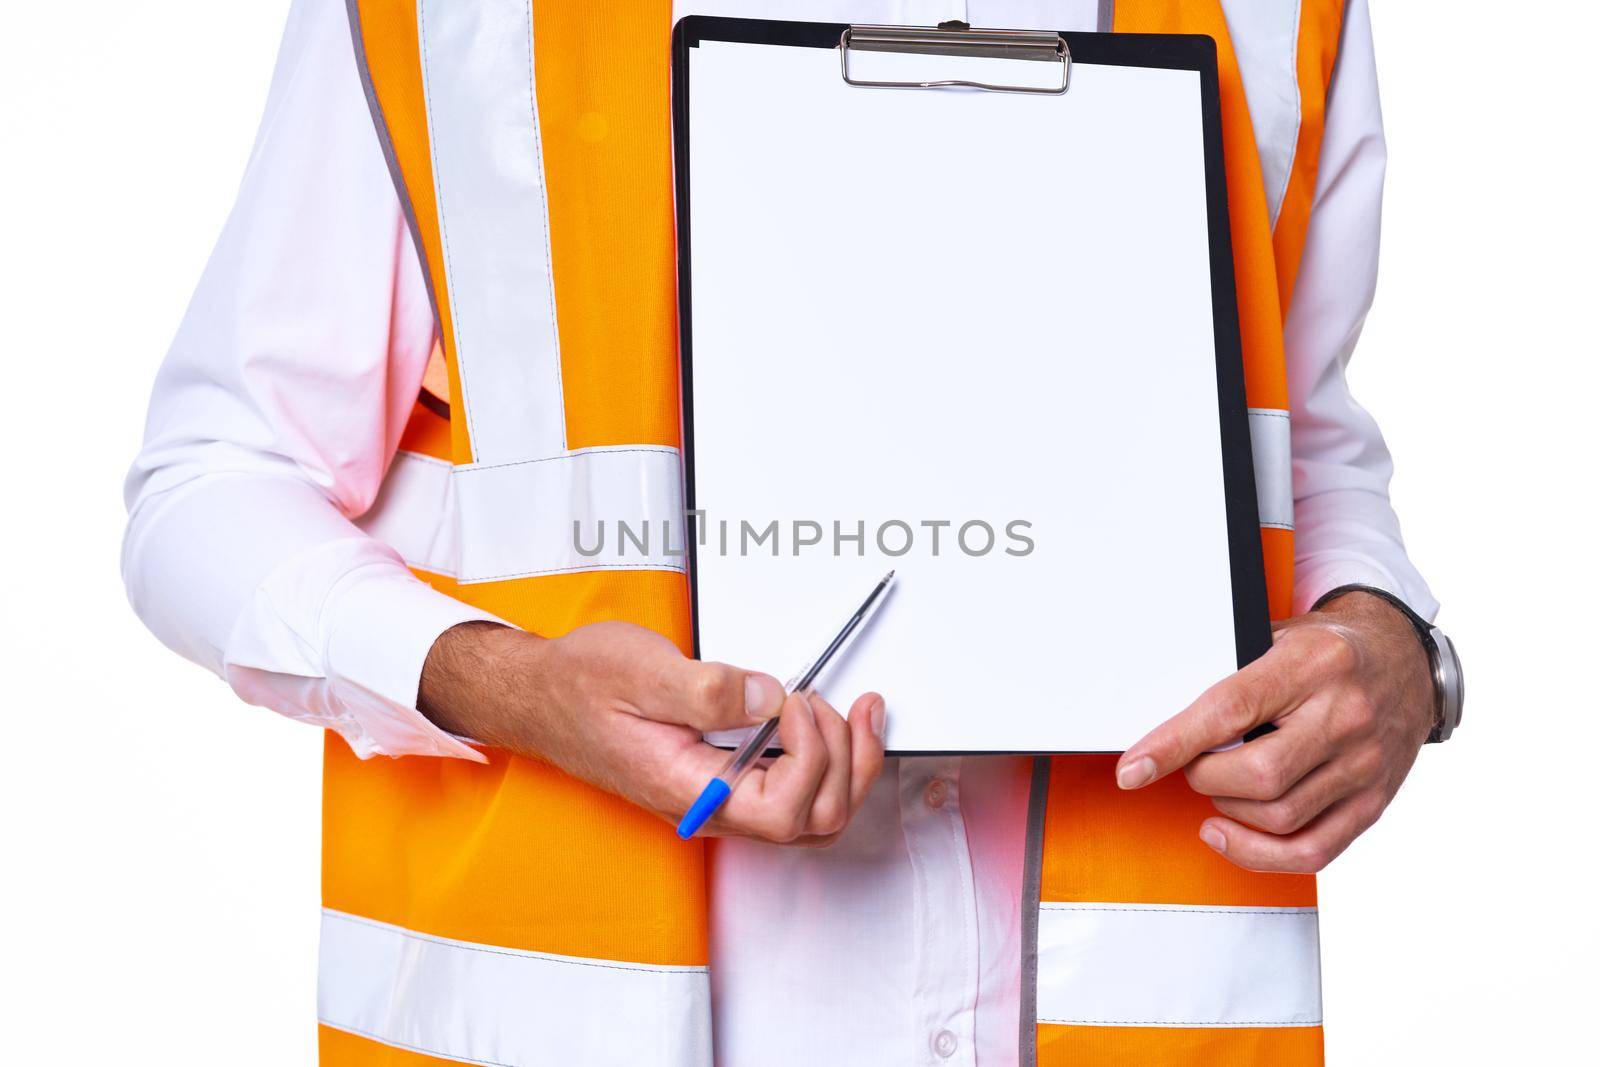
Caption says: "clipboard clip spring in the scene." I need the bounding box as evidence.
[840,23,1071,95]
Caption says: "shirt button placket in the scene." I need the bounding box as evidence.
[900,758,978,1065]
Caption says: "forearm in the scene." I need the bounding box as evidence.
[418,621,546,748]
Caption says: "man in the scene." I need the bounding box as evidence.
[123,1,1460,1064]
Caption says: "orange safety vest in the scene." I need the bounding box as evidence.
[322,2,1346,1064]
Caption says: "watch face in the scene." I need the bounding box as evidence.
[1430,629,1463,737]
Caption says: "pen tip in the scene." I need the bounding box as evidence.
[884,569,896,583]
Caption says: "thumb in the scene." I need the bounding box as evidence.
[661,659,786,732]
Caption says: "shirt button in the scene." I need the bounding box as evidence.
[932,1030,958,1058]
[923,778,948,810]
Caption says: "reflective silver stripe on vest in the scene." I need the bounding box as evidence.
[360,448,687,583]
[1219,0,1305,227]
[319,909,712,1066]
[1035,902,1322,1028]
[417,0,567,463]
[1249,407,1294,531]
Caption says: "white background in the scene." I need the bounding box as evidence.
[2,2,1594,1062]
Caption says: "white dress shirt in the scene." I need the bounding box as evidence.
[123,1,1433,1064]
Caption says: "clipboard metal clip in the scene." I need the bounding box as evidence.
[840,22,1071,95]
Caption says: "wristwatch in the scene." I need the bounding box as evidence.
[1312,584,1464,744]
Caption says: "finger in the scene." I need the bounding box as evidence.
[656,659,786,733]
[844,693,886,816]
[1208,744,1380,835]
[1183,712,1332,801]
[1199,791,1385,874]
[790,693,888,849]
[719,692,826,842]
[798,692,853,838]
[1116,650,1310,790]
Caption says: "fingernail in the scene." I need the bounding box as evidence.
[1116,756,1157,790]
[869,697,886,740]
[1199,824,1228,853]
[792,690,814,721]
[744,674,783,719]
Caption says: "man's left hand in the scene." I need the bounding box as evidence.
[1114,590,1436,873]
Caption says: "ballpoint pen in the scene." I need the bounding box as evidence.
[676,570,896,840]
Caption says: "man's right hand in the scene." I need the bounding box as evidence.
[418,620,887,846]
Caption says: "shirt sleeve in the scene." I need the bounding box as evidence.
[121,0,499,761]
[1285,0,1439,620]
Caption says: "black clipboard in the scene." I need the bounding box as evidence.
[671,17,1270,755]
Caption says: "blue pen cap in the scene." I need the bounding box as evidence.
[676,778,732,840]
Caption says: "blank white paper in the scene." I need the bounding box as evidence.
[687,39,1243,752]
